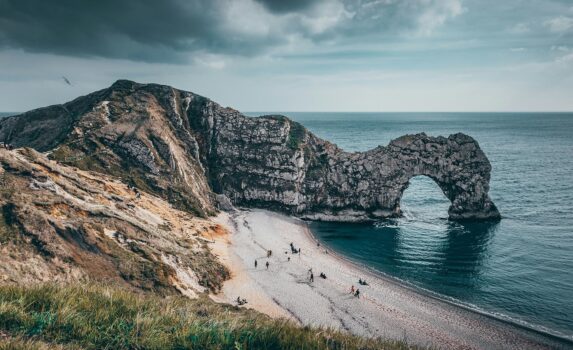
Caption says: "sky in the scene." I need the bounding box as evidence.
[1,0,572,112]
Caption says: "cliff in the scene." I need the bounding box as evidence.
[0,147,228,294]
[0,80,500,221]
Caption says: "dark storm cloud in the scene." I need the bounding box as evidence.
[254,0,322,13]
[0,0,285,62]
[0,0,466,63]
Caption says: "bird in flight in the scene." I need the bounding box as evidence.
[62,76,72,86]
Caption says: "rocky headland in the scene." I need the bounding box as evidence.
[0,80,499,222]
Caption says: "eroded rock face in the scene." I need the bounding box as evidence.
[0,80,500,221]
[0,148,229,293]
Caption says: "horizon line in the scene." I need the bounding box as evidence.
[243,110,573,114]
[3,110,573,115]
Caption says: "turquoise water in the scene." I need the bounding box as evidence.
[247,112,573,340]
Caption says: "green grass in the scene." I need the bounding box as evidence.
[0,284,418,350]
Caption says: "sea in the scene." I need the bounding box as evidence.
[246,112,573,341]
[3,110,572,340]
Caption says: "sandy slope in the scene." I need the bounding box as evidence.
[214,209,570,350]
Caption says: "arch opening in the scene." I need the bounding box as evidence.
[399,175,451,220]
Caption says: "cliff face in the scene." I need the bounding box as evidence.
[0,80,500,221]
[0,147,228,293]
[0,80,215,217]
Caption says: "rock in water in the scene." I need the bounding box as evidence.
[0,80,500,221]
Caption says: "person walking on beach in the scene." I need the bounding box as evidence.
[350,285,355,294]
[310,272,314,282]
[266,261,270,269]
[287,257,290,262]
[355,289,360,298]
[254,259,258,268]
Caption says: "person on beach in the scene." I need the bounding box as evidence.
[254,259,258,268]
[319,272,327,279]
[310,272,314,282]
[287,257,290,262]
[266,261,270,269]
[350,285,355,294]
[355,289,360,298]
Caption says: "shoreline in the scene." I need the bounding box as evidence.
[300,218,573,347]
[213,209,572,350]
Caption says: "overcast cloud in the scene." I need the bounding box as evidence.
[0,0,572,111]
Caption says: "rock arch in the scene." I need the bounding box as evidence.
[297,132,501,222]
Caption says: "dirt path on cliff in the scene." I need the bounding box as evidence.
[215,209,572,350]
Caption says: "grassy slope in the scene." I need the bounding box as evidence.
[0,284,417,350]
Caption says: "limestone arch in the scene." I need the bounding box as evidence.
[376,133,500,221]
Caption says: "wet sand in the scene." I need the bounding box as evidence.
[214,209,571,350]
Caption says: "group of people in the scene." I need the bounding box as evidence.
[254,259,270,269]
[307,269,327,282]
[289,242,301,254]
[349,285,361,298]
[0,142,14,150]
[236,297,248,306]
[254,241,365,300]
[349,278,369,297]
[258,242,305,273]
